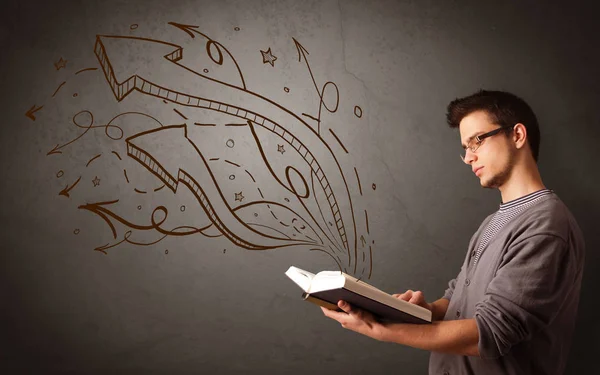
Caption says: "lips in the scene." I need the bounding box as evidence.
[473,166,483,176]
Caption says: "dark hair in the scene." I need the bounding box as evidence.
[446,90,541,162]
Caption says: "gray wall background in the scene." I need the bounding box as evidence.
[2,0,598,373]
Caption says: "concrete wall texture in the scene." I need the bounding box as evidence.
[2,0,598,373]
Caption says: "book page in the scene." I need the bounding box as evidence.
[285,266,315,292]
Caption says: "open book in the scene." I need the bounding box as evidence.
[285,266,432,324]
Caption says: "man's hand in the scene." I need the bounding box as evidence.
[320,300,386,341]
[320,298,479,356]
[393,290,433,312]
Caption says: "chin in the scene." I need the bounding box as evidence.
[480,174,504,189]
[479,179,493,188]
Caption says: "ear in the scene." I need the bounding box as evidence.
[513,123,527,150]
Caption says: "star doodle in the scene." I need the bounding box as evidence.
[54,57,67,70]
[260,48,277,67]
[277,144,285,154]
[235,191,244,202]
[92,176,100,187]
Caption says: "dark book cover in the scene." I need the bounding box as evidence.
[308,288,431,324]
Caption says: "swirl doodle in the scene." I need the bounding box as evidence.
[39,23,373,276]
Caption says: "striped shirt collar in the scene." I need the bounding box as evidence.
[499,188,553,212]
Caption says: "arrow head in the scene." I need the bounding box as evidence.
[47,144,62,156]
[168,22,200,38]
[94,35,183,101]
[26,104,43,121]
[59,187,70,197]
[292,37,310,62]
[94,245,109,254]
[58,176,81,197]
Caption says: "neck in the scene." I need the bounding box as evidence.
[498,157,546,203]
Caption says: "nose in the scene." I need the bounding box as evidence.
[461,148,476,165]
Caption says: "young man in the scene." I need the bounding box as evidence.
[321,90,585,375]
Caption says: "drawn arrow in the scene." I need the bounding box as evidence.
[25,104,44,121]
[293,38,340,134]
[292,37,310,63]
[168,22,246,89]
[46,110,95,156]
[95,34,359,271]
[168,21,200,39]
[292,38,320,97]
[126,124,310,250]
[78,199,120,238]
[47,144,63,155]
[59,176,81,197]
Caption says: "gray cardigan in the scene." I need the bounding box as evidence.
[429,193,585,375]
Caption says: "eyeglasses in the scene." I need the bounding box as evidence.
[460,125,514,161]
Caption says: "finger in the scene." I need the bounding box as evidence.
[338,300,375,323]
[321,306,347,322]
[338,301,364,320]
[409,291,423,304]
[400,290,413,301]
[338,300,352,313]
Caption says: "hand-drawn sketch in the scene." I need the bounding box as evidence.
[260,47,277,67]
[54,57,67,70]
[32,22,374,277]
[59,176,81,198]
[25,104,43,121]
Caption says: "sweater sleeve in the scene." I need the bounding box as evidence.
[474,234,576,359]
[443,256,469,301]
[443,274,459,301]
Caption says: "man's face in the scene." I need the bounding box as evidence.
[459,111,515,189]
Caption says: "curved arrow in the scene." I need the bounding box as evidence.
[47,110,95,156]
[126,124,315,250]
[94,34,359,271]
[168,22,246,90]
[59,176,81,197]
